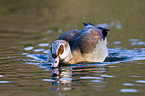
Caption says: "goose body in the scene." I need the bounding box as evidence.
[48,23,109,67]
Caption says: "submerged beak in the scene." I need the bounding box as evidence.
[51,56,59,67]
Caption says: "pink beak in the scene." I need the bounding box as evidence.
[51,57,59,67]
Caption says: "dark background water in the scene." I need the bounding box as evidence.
[0,0,145,96]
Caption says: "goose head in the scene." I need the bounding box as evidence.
[51,40,72,67]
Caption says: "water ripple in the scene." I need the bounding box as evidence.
[120,89,139,92]
[24,46,33,51]
[80,77,103,79]
[91,80,102,83]
[122,83,134,86]
[42,79,55,82]
[38,43,49,47]
[136,80,145,83]
[0,81,11,83]
[23,47,145,68]
[34,49,45,52]
[101,75,115,78]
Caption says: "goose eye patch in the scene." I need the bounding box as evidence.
[58,45,64,55]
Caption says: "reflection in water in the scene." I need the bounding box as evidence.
[42,79,55,82]
[122,83,134,86]
[50,67,73,91]
[136,80,145,83]
[122,83,141,87]
[80,77,103,79]
[34,49,45,52]
[101,74,115,77]
[120,89,139,93]
[116,22,122,29]
[45,66,109,92]
[24,46,34,51]
[0,81,11,83]
[130,75,141,77]
[38,43,49,47]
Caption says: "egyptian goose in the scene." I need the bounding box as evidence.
[48,23,110,67]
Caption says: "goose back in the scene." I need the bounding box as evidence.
[57,29,81,47]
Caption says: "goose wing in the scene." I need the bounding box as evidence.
[72,25,103,53]
[57,29,81,46]
[71,25,108,62]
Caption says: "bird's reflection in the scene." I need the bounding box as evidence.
[51,67,72,91]
[50,65,109,93]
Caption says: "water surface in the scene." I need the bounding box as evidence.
[1,0,145,96]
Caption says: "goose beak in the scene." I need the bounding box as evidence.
[51,56,59,67]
